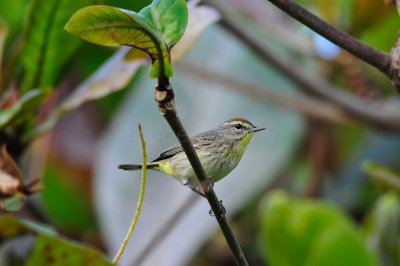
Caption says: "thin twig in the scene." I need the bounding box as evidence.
[262,0,392,75]
[155,76,248,265]
[202,2,400,131]
[112,124,147,265]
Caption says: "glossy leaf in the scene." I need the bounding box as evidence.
[65,5,172,78]
[363,192,400,266]
[139,0,188,47]
[258,191,378,266]
[26,235,111,266]
[0,89,46,129]
[19,0,94,93]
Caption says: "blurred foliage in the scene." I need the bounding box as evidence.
[0,0,399,265]
[40,163,96,232]
[363,192,400,266]
[258,191,379,266]
[0,215,110,265]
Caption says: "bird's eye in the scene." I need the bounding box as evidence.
[234,123,242,129]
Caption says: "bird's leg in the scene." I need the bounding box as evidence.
[199,176,214,194]
[209,200,226,218]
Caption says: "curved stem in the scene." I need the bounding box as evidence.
[112,124,147,265]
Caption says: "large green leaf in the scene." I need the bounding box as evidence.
[65,0,188,78]
[139,0,188,47]
[26,235,111,266]
[64,5,171,78]
[258,191,379,266]
[19,0,94,93]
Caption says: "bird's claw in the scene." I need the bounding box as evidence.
[209,200,226,218]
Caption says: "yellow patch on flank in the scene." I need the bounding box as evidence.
[157,161,175,176]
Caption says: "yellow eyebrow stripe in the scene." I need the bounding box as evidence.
[227,121,251,127]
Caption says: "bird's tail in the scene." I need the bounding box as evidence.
[118,163,159,171]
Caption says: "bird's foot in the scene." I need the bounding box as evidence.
[209,200,226,218]
[199,177,214,194]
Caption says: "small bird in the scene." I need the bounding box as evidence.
[119,118,265,195]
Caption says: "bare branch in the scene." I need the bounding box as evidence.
[262,0,392,75]
[390,33,400,92]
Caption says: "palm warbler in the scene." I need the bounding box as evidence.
[119,118,265,194]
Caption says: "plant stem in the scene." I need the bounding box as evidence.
[263,0,392,75]
[154,78,248,266]
[112,124,147,265]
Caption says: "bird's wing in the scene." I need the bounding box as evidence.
[151,130,216,162]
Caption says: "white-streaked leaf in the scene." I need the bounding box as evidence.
[29,47,148,139]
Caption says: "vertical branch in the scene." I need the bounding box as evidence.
[154,78,248,265]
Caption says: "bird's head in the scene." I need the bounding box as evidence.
[218,118,265,144]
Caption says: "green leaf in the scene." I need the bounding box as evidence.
[26,235,111,266]
[0,89,47,130]
[1,192,26,212]
[363,192,400,266]
[362,161,400,194]
[64,5,171,78]
[0,214,56,240]
[19,0,95,93]
[139,0,188,47]
[0,215,110,265]
[258,191,379,266]
[39,164,96,232]
[64,2,188,78]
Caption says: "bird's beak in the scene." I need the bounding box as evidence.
[249,127,266,133]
